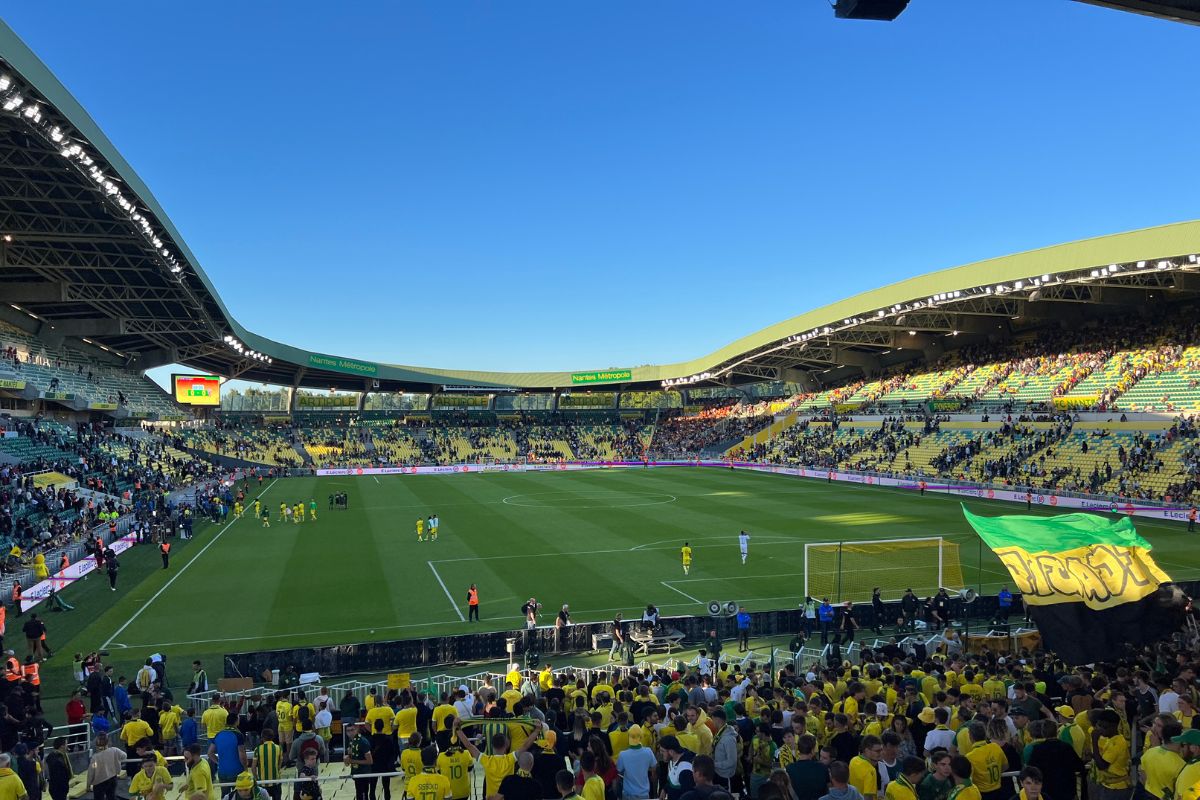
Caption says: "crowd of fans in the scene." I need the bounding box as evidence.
[54,612,1200,800]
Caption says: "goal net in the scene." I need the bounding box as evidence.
[803,537,965,604]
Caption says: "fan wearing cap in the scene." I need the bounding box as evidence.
[1053,706,1086,761]
[1173,729,1200,800]
[223,772,269,800]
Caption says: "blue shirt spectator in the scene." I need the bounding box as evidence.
[736,611,751,630]
[818,601,834,622]
[616,730,658,798]
[113,682,132,718]
[998,588,1013,608]
[212,726,246,781]
[180,714,198,748]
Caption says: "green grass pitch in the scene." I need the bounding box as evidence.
[38,467,1200,706]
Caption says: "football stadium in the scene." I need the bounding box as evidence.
[0,4,1199,800]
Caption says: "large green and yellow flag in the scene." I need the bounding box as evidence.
[962,505,1184,663]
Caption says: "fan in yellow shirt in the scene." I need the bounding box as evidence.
[129,755,173,800]
[849,736,882,799]
[366,702,396,736]
[453,717,542,799]
[406,748,452,800]
[401,734,425,779]
[963,725,1006,795]
[947,757,982,800]
[1141,734,1185,800]
[200,702,228,741]
[885,759,927,800]
[437,746,474,800]
[1090,712,1131,791]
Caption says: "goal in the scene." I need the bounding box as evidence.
[803,536,965,604]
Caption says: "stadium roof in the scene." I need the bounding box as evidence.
[2,19,1200,396]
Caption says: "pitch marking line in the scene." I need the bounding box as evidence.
[102,478,280,650]
[661,581,703,604]
[429,560,466,621]
[430,539,807,565]
[109,594,806,650]
[631,535,795,551]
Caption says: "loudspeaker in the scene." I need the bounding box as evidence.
[708,601,723,616]
[834,0,910,20]
[724,601,739,617]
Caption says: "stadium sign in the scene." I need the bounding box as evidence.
[308,353,378,377]
[571,369,632,385]
[0,379,26,390]
[43,391,75,401]
[88,402,119,410]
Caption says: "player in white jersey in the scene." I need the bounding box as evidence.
[738,530,750,564]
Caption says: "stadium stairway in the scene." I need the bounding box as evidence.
[293,441,315,465]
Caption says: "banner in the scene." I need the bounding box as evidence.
[1053,396,1098,410]
[308,353,378,377]
[20,534,137,612]
[43,391,75,401]
[88,402,119,410]
[571,369,632,385]
[297,394,356,408]
[0,378,26,390]
[833,402,861,413]
[962,506,1183,663]
[928,399,964,412]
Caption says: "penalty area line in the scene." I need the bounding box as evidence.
[429,560,466,621]
[102,478,280,650]
[660,581,703,605]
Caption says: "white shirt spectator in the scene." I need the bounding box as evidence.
[923,727,955,754]
[1159,690,1180,714]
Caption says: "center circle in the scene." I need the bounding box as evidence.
[501,490,677,509]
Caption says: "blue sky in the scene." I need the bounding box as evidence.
[4,2,1198,383]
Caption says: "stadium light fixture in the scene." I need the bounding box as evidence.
[907,330,917,336]
[1157,260,1171,270]
[1137,261,1147,268]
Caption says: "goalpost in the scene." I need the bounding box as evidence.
[803,536,966,603]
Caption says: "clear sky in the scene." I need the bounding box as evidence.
[4,2,1198,384]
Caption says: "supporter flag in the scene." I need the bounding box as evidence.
[962,505,1187,664]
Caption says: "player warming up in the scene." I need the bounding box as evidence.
[681,541,692,575]
[739,530,750,564]
[416,516,425,542]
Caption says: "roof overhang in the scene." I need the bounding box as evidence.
[2,18,1200,395]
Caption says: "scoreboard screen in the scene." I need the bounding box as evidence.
[172,374,221,406]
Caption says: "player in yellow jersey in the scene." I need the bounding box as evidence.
[234,502,243,519]
[309,499,317,521]
[681,542,693,575]
[253,499,261,518]
[279,502,287,522]
[417,517,425,542]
